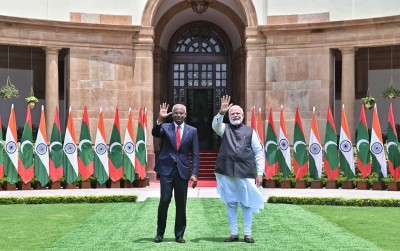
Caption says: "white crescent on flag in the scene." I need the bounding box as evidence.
[109,142,122,152]
[136,140,145,152]
[78,139,92,151]
[20,140,33,153]
[293,141,306,153]
[324,141,337,153]
[356,139,369,152]
[49,141,62,152]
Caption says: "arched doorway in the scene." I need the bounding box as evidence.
[168,21,232,150]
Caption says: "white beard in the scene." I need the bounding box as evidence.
[229,117,243,125]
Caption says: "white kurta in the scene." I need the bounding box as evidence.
[212,113,265,213]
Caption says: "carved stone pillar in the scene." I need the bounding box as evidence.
[133,28,156,182]
[340,47,357,139]
[245,27,266,124]
[44,47,61,136]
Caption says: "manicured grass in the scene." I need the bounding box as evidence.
[0,203,109,250]
[0,199,392,250]
[301,205,400,251]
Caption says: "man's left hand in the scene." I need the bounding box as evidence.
[189,175,198,188]
[256,175,263,187]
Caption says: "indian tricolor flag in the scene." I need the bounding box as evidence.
[293,107,308,179]
[387,103,400,181]
[49,106,63,182]
[78,106,94,181]
[309,107,322,179]
[123,108,135,182]
[5,104,18,185]
[356,106,371,179]
[265,107,278,179]
[34,106,49,187]
[339,104,355,179]
[277,106,291,178]
[94,108,109,185]
[18,106,34,184]
[370,104,387,179]
[109,107,123,182]
[63,106,78,184]
[0,116,4,178]
[323,106,339,180]
[257,108,264,145]
[135,107,147,179]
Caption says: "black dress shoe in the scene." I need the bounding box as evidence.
[175,237,185,243]
[224,235,239,242]
[154,235,163,243]
[244,236,255,243]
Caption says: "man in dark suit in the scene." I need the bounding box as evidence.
[152,102,199,244]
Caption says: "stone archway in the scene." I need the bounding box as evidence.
[141,0,258,28]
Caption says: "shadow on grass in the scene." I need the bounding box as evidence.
[188,237,226,243]
[134,237,227,243]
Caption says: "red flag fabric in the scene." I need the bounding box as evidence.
[18,106,34,184]
[49,106,64,181]
[257,108,264,145]
[251,106,256,131]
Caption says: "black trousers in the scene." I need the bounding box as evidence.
[157,165,189,238]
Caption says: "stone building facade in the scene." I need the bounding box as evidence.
[0,0,400,182]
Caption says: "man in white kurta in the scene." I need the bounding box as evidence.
[212,95,265,243]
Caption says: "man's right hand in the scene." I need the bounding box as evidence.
[158,102,172,122]
[219,95,233,115]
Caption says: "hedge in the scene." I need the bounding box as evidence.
[0,195,138,205]
[267,196,400,207]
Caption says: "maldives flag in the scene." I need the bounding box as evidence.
[123,108,135,182]
[277,106,291,178]
[293,108,308,179]
[63,107,78,184]
[339,105,355,179]
[49,106,63,182]
[94,108,109,185]
[18,106,34,184]
[34,106,49,186]
[265,108,278,178]
[387,103,400,181]
[251,106,256,130]
[324,106,339,180]
[356,106,371,179]
[135,107,147,179]
[309,107,323,179]
[257,108,265,145]
[143,107,148,168]
[109,107,123,182]
[4,104,18,184]
[78,106,94,180]
[370,104,387,179]
[0,116,4,178]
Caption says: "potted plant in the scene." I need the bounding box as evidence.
[361,96,375,110]
[25,96,39,109]
[367,172,385,190]
[382,175,399,191]
[381,85,400,99]
[351,173,370,190]
[0,76,19,99]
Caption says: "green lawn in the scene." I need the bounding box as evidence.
[0,199,396,250]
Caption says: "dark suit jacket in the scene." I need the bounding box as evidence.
[152,122,199,180]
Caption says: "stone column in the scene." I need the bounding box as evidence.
[44,47,61,136]
[340,47,357,139]
[245,27,266,124]
[133,28,156,182]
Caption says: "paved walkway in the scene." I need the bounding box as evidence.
[1,182,400,202]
